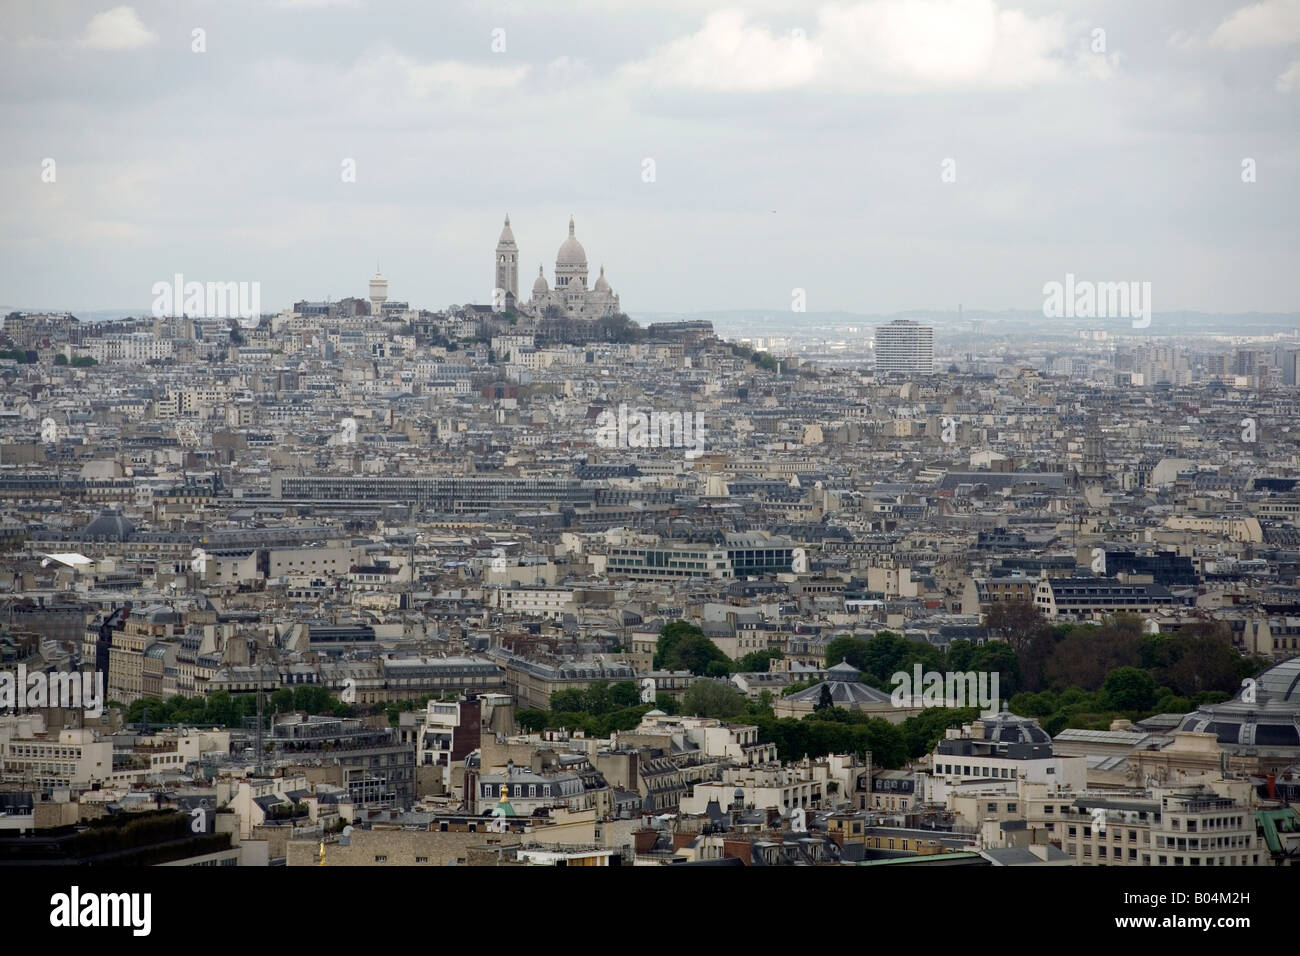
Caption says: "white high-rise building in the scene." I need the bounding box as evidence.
[874,319,934,375]
[369,268,388,318]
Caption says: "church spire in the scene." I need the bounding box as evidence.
[569,215,575,236]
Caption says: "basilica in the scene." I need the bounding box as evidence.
[494,215,621,320]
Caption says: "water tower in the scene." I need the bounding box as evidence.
[369,266,388,318]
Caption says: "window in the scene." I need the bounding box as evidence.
[375,855,387,862]
[415,857,428,864]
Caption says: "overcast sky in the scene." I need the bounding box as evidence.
[1,0,1297,318]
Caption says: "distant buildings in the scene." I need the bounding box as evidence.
[3,257,1300,870]
[874,319,934,375]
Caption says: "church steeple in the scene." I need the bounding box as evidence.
[494,214,518,303]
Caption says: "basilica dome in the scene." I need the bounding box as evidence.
[556,216,586,267]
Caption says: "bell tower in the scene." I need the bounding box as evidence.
[494,214,518,304]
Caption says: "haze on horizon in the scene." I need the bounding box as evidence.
[1,0,1297,318]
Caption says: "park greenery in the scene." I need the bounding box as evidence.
[114,607,1267,775]
[120,687,355,728]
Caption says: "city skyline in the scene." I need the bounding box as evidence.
[2,0,1300,908]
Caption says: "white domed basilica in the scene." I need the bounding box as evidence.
[494,215,620,320]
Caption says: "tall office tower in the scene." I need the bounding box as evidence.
[369,268,388,318]
[1280,349,1299,386]
[1235,348,1266,377]
[494,214,519,304]
[874,319,934,375]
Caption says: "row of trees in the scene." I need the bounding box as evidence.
[519,671,984,771]
[121,687,354,728]
[535,310,645,346]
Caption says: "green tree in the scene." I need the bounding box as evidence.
[1142,623,1244,697]
[1042,616,1143,692]
[966,640,1022,697]
[680,680,747,719]
[653,620,703,669]
[653,693,679,715]
[815,683,834,711]
[946,639,978,672]
[516,709,549,732]
[549,689,586,713]
[737,649,783,673]
[609,681,641,709]
[861,632,945,685]
[660,632,733,676]
[1103,667,1158,710]
[900,707,980,759]
[824,635,870,670]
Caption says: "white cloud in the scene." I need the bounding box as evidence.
[1278,58,1300,90]
[394,56,529,99]
[619,10,821,92]
[546,56,593,86]
[80,6,157,51]
[249,47,529,121]
[1211,0,1300,49]
[618,2,1105,94]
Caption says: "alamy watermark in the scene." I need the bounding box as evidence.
[50,886,151,936]
[595,403,707,460]
[890,665,1000,717]
[151,274,260,320]
[0,665,104,718]
[1042,273,1151,329]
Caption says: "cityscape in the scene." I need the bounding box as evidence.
[0,0,1296,936]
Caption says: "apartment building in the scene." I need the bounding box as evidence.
[0,720,113,788]
[1063,782,1262,867]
